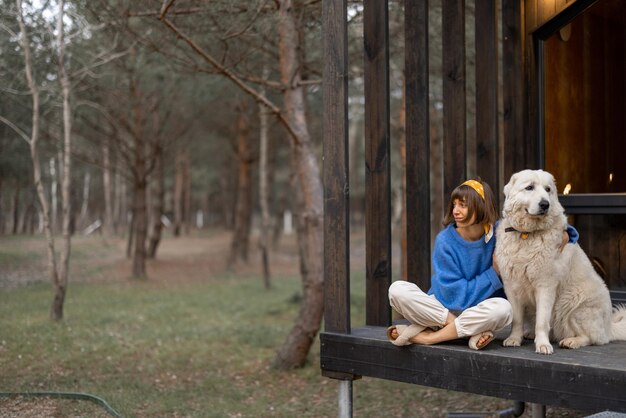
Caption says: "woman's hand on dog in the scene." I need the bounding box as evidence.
[559,231,568,252]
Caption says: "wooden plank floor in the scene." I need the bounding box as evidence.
[320,325,626,414]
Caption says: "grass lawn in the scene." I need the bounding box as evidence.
[0,232,584,417]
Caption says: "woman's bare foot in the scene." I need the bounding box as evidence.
[389,328,399,340]
[387,324,427,346]
[476,334,491,347]
[468,331,494,350]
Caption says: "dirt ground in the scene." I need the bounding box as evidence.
[0,229,306,288]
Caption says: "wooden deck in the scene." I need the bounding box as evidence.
[321,325,626,414]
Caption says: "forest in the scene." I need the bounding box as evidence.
[1,0,438,365]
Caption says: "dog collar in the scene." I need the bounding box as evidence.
[504,226,529,240]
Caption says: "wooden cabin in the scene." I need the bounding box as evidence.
[321,0,626,416]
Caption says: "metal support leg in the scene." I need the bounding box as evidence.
[338,380,353,418]
[530,403,546,418]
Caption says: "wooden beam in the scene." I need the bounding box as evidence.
[442,0,466,197]
[322,0,350,334]
[363,0,391,327]
[405,0,431,288]
[524,0,540,169]
[475,0,499,199]
[502,0,524,180]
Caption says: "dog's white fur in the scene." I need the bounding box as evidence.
[495,169,626,354]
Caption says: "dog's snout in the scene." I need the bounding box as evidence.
[539,199,550,211]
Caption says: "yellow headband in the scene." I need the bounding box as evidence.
[462,179,485,200]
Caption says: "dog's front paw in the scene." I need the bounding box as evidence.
[535,339,554,355]
[559,337,586,349]
[503,335,522,347]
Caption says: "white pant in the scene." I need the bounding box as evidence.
[388,280,512,338]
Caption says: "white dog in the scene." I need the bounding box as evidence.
[495,169,626,354]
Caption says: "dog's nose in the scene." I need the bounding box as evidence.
[539,199,550,211]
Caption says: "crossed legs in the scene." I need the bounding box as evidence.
[388,280,511,349]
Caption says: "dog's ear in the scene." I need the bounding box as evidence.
[503,172,519,198]
[549,173,557,191]
[540,170,558,193]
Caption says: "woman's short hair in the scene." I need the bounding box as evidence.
[443,177,498,227]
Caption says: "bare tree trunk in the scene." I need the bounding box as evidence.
[228,101,254,268]
[131,81,147,278]
[16,0,63,320]
[131,177,147,278]
[49,158,58,233]
[147,142,164,258]
[53,0,73,320]
[115,159,126,233]
[173,150,184,236]
[171,149,192,235]
[182,151,191,235]
[102,141,115,235]
[78,171,90,228]
[0,180,4,234]
[56,148,63,231]
[23,199,37,234]
[258,74,272,289]
[11,186,20,235]
[220,157,236,229]
[126,212,134,258]
[271,0,324,370]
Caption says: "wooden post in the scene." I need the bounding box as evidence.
[502,0,524,181]
[405,0,431,288]
[322,1,356,413]
[442,0,467,197]
[322,0,350,335]
[363,0,391,327]
[475,0,499,198]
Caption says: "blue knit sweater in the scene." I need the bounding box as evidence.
[428,223,579,312]
[427,224,504,311]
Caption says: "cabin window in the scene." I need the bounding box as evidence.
[537,0,626,296]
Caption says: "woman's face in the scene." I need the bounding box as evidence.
[452,198,475,227]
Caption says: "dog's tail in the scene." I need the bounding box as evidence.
[610,304,626,341]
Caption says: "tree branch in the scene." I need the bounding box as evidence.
[0,115,31,143]
[159,0,176,20]
[159,17,301,146]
